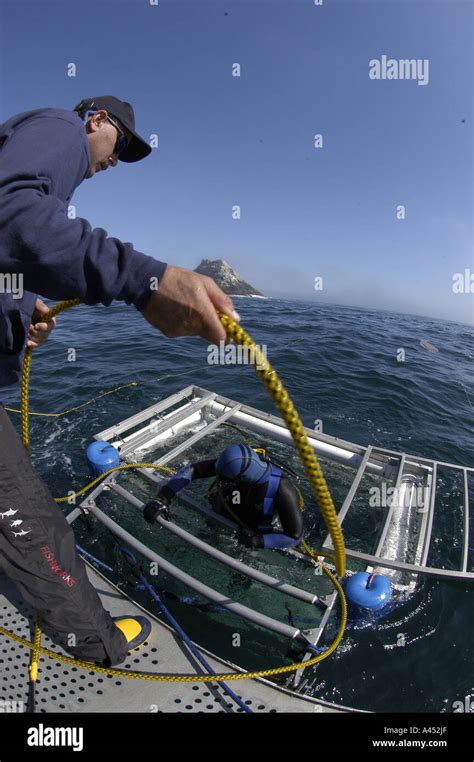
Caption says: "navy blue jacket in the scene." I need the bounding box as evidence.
[0,107,168,388]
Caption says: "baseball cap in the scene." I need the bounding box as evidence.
[73,95,152,163]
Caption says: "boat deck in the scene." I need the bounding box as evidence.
[0,567,348,713]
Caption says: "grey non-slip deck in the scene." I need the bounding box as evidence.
[0,567,348,714]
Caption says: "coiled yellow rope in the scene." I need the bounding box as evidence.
[14,300,346,688]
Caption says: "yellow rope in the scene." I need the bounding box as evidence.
[19,300,79,688]
[0,562,346,681]
[294,482,338,565]
[217,311,346,577]
[21,299,82,449]
[6,381,139,417]
[15,299,346,687]
[53,462,176,503]
[28,612,42,683]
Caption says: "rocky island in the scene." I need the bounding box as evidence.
[194,259,265,297]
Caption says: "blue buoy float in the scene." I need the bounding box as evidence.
[86,440,120,477]
[344,571,392,610]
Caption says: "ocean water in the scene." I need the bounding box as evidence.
[1,297,472,712]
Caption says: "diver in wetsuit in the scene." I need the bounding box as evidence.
[143,444,303,550]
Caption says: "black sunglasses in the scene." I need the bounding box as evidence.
[106,115,128,156]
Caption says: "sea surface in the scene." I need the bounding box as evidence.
[1,297,472,713]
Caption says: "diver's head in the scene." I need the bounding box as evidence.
[216,444,269,484]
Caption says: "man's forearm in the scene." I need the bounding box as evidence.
[159,459,217,501]
[0,189,167,309]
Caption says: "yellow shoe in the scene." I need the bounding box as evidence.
[113,616,152,650]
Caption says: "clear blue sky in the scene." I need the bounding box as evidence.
[0,0,472,325]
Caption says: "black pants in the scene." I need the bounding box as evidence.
[0,403,128,665]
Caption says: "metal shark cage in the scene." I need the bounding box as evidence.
[63,385,473,693]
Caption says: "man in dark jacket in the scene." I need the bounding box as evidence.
[0,95,240,666]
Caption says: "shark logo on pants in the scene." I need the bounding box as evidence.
[0,508,33,539]
[0,508,17,519]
